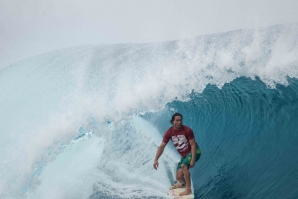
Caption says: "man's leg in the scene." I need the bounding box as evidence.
[177,146,201,194]
[173,147,201,191]
[179,164,192,196]
[176,168,186,185]
[170,160,186,189]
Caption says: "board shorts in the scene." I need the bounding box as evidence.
[176,146,201,171]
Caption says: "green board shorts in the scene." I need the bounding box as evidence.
[176,146,201,171]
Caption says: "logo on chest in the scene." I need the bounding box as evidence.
[171,135,189,150]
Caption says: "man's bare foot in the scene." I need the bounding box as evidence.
[179,188,192,196]
[169,183,186,190]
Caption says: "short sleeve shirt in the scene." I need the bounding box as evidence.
[162,125,197,158]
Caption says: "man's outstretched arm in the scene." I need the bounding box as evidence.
[189,138,197,168]
[153,142,167,170]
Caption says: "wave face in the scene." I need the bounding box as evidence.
[1,24,298,199]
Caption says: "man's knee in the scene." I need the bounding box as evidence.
[181,164,187,169]
[180,164,189,172]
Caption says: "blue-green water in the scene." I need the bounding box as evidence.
[144,77,298,198]
[1,24,298,199]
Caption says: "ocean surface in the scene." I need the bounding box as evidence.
[1,24,298,199]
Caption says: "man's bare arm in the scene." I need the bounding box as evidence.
[153,142,167,170]
[189,138,197,168]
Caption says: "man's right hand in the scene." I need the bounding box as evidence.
[153,160,159,170]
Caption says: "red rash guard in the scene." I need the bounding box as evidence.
[162,125,197,158]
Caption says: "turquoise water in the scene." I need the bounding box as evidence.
[145,77,298,198]
[1,24,298,199]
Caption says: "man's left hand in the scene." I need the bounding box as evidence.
[190,160,195,168]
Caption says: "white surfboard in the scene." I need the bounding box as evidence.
[168,179,195,199]
[168,188,195,199]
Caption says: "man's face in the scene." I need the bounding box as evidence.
[173,116,183,130]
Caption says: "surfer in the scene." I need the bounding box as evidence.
[153,113,201,196]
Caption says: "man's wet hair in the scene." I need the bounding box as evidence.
[170,113,183,124]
